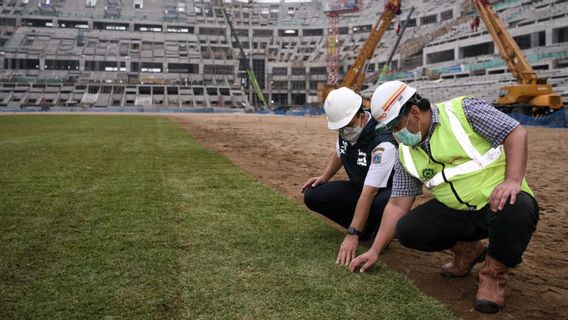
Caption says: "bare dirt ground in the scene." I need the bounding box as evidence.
[171,113,568,320]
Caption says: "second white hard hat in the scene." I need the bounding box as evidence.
[370,80,417,126]
[324,87,363,130]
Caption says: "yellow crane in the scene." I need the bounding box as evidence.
[473,0,563,113]
[319,0,401,104]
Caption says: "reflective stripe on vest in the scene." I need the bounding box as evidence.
[424,145,503,188]
[401,145,419,178]
[423,101,504,188]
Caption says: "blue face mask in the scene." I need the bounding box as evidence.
[393,114,422,146]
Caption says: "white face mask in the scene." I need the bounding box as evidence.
[340,126,364,144]
[339,114,364,145]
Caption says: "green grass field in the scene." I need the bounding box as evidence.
[0,115,453,319]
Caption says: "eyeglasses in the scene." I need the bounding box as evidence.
[375,114,402,133]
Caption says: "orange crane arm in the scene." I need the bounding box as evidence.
[341,0,400,91]
[472,0,537,84]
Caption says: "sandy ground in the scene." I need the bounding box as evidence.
[171,113,568,320]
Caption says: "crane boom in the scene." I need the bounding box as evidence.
[364,6,414,83]
[472,0,562,110]
[319,0,400,104]
[222,6,268,109]
[473,0,536,84]
[342,0,400,91]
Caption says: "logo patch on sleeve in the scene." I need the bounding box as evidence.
[371,147,385,164]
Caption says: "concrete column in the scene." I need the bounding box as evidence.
[288,78,293,105]
[531,32,540,48]
[546,28,554,46]
[268,75,273,107]
[39,56,45,71]
[305,69,309,96]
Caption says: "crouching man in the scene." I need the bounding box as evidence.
[302,87,397,266]
[349,81,539,314]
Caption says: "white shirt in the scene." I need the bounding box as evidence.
[363,142,396,188]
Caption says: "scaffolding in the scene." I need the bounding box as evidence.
[324,1,360,85]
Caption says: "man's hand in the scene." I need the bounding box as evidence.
[489,179,521,212]
[336,234,359,266]
[301,176,327,193]
[349,250,380,273]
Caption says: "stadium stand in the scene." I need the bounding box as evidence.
[0,0,567,110]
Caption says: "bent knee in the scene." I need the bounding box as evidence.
[395,217,432,250]
[395,219,418,249]
[303,187,319,211]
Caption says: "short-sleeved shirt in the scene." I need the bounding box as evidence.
[391,97,520,198]
[336,112,397,189]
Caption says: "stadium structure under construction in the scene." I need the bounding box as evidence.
[1,0,568,111]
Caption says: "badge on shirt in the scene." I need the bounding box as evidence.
[371,146,384,164]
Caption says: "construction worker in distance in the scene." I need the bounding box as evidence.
[348,80,539,314]
[301,87,397,266]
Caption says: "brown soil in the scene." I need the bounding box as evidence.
[171,113,568,320]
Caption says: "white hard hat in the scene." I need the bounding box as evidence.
[370,81,417,127]
[324,87,362,130]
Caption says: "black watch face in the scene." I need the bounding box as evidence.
[347,227,358,235]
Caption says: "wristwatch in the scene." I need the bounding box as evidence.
[346,226,362,237]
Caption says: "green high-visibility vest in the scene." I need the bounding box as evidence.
[398,96,533,210]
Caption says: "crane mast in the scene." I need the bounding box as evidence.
[319,0,400,104]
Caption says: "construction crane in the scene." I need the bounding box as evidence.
[473,0,563,113]
[319,0,401,104]
[324,0,361,86]
[221,6,268,110]
[365,6,414,84]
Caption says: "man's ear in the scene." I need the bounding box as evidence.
[410,105,421,117]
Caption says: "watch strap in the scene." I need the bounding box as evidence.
[346,226,362,236]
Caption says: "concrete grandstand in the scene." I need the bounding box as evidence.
[0,0,567,111]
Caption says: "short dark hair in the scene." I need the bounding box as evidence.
[400,93,430,116]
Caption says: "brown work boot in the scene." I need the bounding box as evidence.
[475,255,508,314]
[440,241,486,278]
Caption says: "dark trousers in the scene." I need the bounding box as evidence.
[303,181,392,237]
[395,191,539,268]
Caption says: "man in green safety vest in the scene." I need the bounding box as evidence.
[348,80,539,314]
